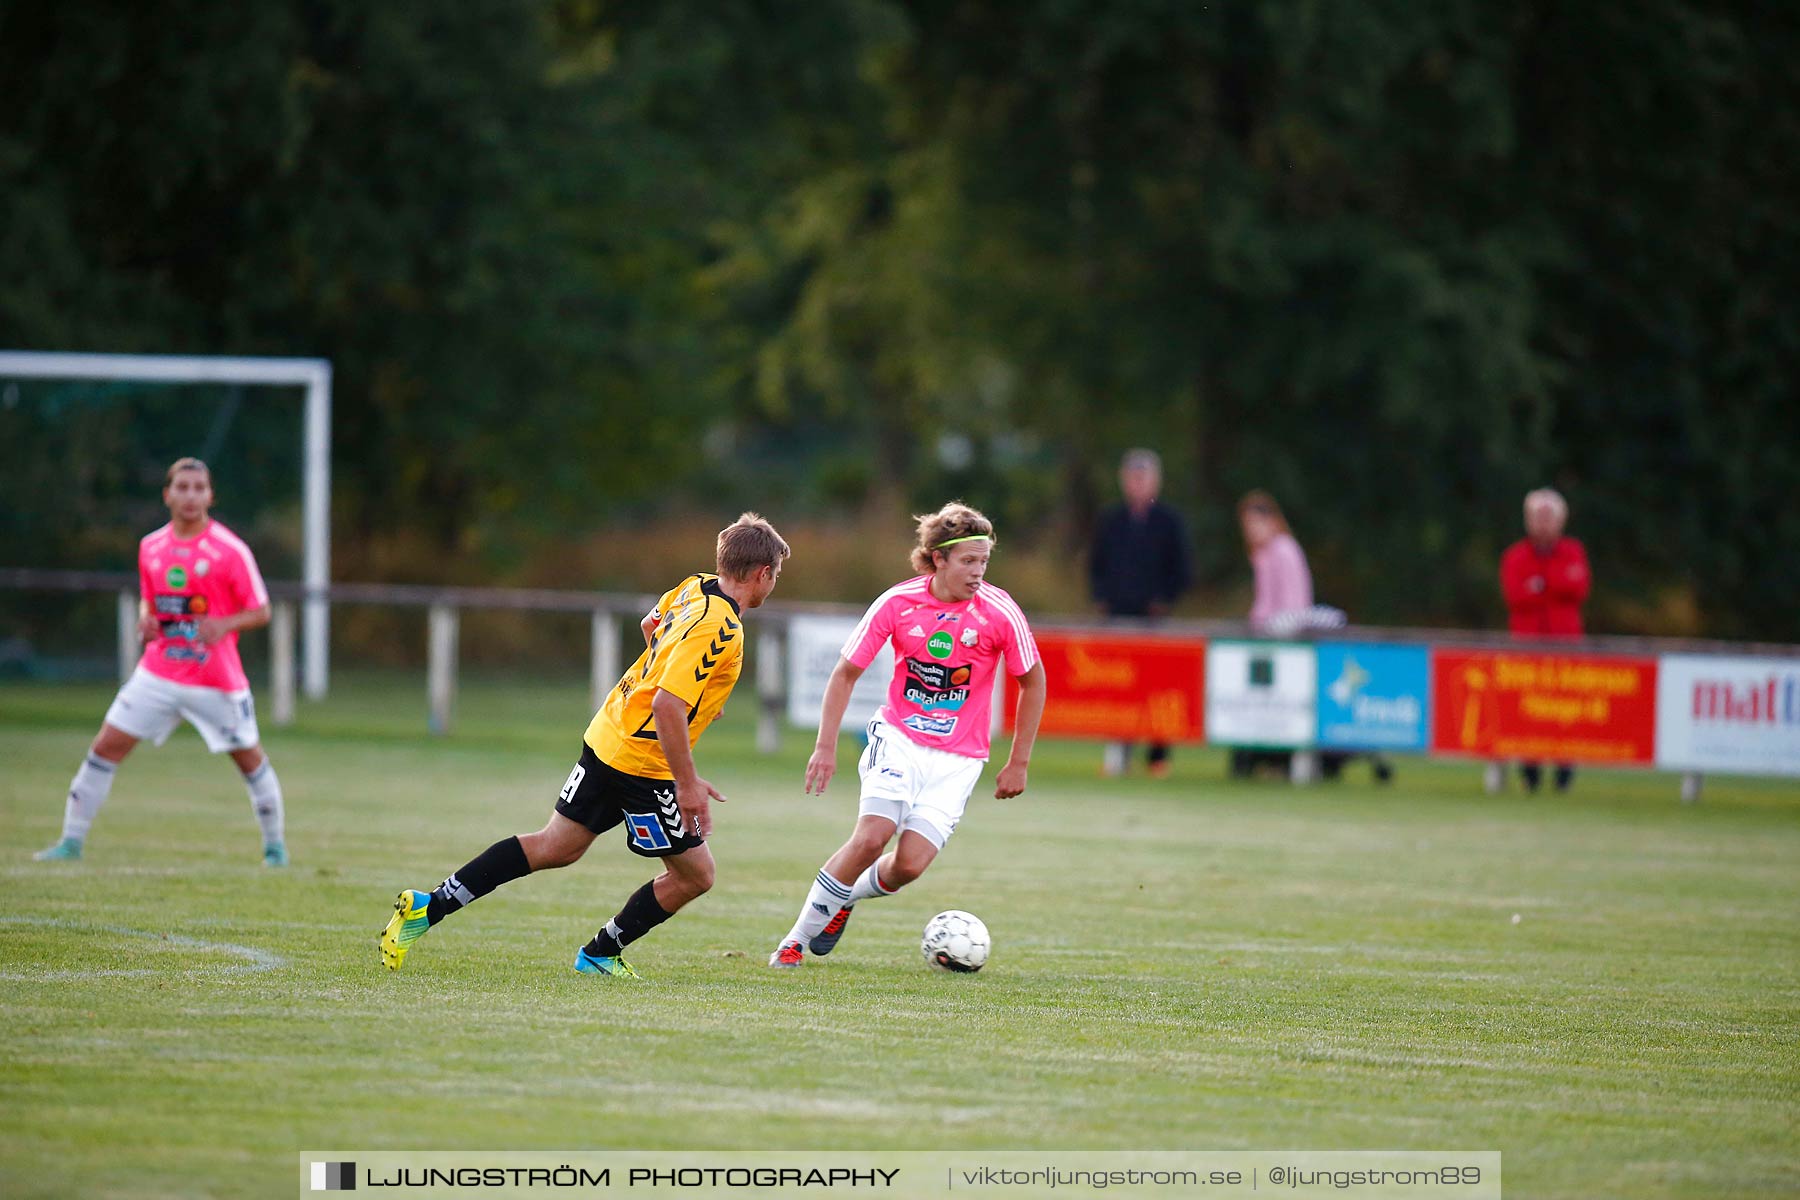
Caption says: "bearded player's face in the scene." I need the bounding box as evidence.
[163,469,213,524]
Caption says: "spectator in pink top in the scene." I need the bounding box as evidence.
[1231,490,1375,783]
[1239,490,1313,632]
[32,458,288,866]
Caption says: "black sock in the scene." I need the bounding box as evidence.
[584,880,674,958]
[428,836,531,925]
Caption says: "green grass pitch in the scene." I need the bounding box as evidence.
[2,676,1796,1198]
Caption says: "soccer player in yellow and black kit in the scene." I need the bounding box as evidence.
[379,514,790,977]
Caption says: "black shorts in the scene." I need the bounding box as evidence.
[554,745,703,858]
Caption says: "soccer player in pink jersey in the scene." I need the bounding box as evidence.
[33,458,288,866]
[770,502,1047,967]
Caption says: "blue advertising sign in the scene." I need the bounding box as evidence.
[1316,643,1429,751]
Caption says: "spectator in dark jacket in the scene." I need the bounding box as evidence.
[1089,449,1193,776]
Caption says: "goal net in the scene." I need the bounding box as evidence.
[0,352,331,693]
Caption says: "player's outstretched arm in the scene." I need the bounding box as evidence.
[994,661,1046,799]
[651,686,724,837]
[806,656,866,795]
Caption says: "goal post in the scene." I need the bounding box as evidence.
[0,350,333,698]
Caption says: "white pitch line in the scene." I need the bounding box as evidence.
[0,915,284,979]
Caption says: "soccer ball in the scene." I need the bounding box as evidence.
[921,909,990,973]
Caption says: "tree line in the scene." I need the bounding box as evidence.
[2,1,1794,637]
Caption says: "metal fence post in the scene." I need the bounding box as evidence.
[591,607,621,715]
[269,601,296,727]
[757,620,786,755]
[427,603,460,736]
[116,591,137,683]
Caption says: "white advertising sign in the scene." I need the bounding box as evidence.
[785,615,896,732]
[1654,654,1800,776]
[1205,641,1318,748]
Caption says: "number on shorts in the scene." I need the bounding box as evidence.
[559,763,587,802]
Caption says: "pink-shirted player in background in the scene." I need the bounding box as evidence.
[33,457,288,866]
[769,501,1047,968]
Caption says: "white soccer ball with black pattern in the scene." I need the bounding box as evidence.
[922,909,990,973]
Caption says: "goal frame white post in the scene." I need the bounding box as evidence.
[0,350,333,698]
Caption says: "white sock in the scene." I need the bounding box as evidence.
[61,752,118,841]
[784,868,854,948]
[846,860,899,904]
[243,757,285,845]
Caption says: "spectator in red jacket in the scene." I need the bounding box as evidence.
[1501,488,1590,637]
[1495,488,1590,792]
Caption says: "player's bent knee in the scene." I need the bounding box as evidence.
[889,847,939,886]
[551,842,590,869]
[682,862,717,896]
[91,725,137,762]
[885,861,925,888]
[520,833,585,870]
[665,849,715,898]
[848,829,890,859]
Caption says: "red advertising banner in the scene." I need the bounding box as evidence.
[1004,632,1205,741]
[1431,649,1658,764]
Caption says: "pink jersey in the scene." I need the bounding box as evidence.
[1249,531,1313,632]
[138,519,269,691]
[842,575,1039,759]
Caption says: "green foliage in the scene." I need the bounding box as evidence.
[1,1,1793,635]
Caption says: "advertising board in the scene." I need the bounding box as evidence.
[1003,631,1205,742]
[786,615,895,732]
[1205,641,1316,748]
[1315,643,1430,751]
[1654,654,1800,775]
[1431,649,1656,764]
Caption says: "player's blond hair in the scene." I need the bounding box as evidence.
[164,456,210,486]
[910,502,995,574]
[716,512,791,579]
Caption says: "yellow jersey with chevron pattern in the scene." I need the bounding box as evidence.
[584,573,745,778]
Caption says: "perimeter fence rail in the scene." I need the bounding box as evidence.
[5,568,1797,799]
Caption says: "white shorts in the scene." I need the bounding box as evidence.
[856,715,985,849]
[104,666,261,754]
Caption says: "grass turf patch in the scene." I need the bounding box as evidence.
[2,678,1796,1198]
